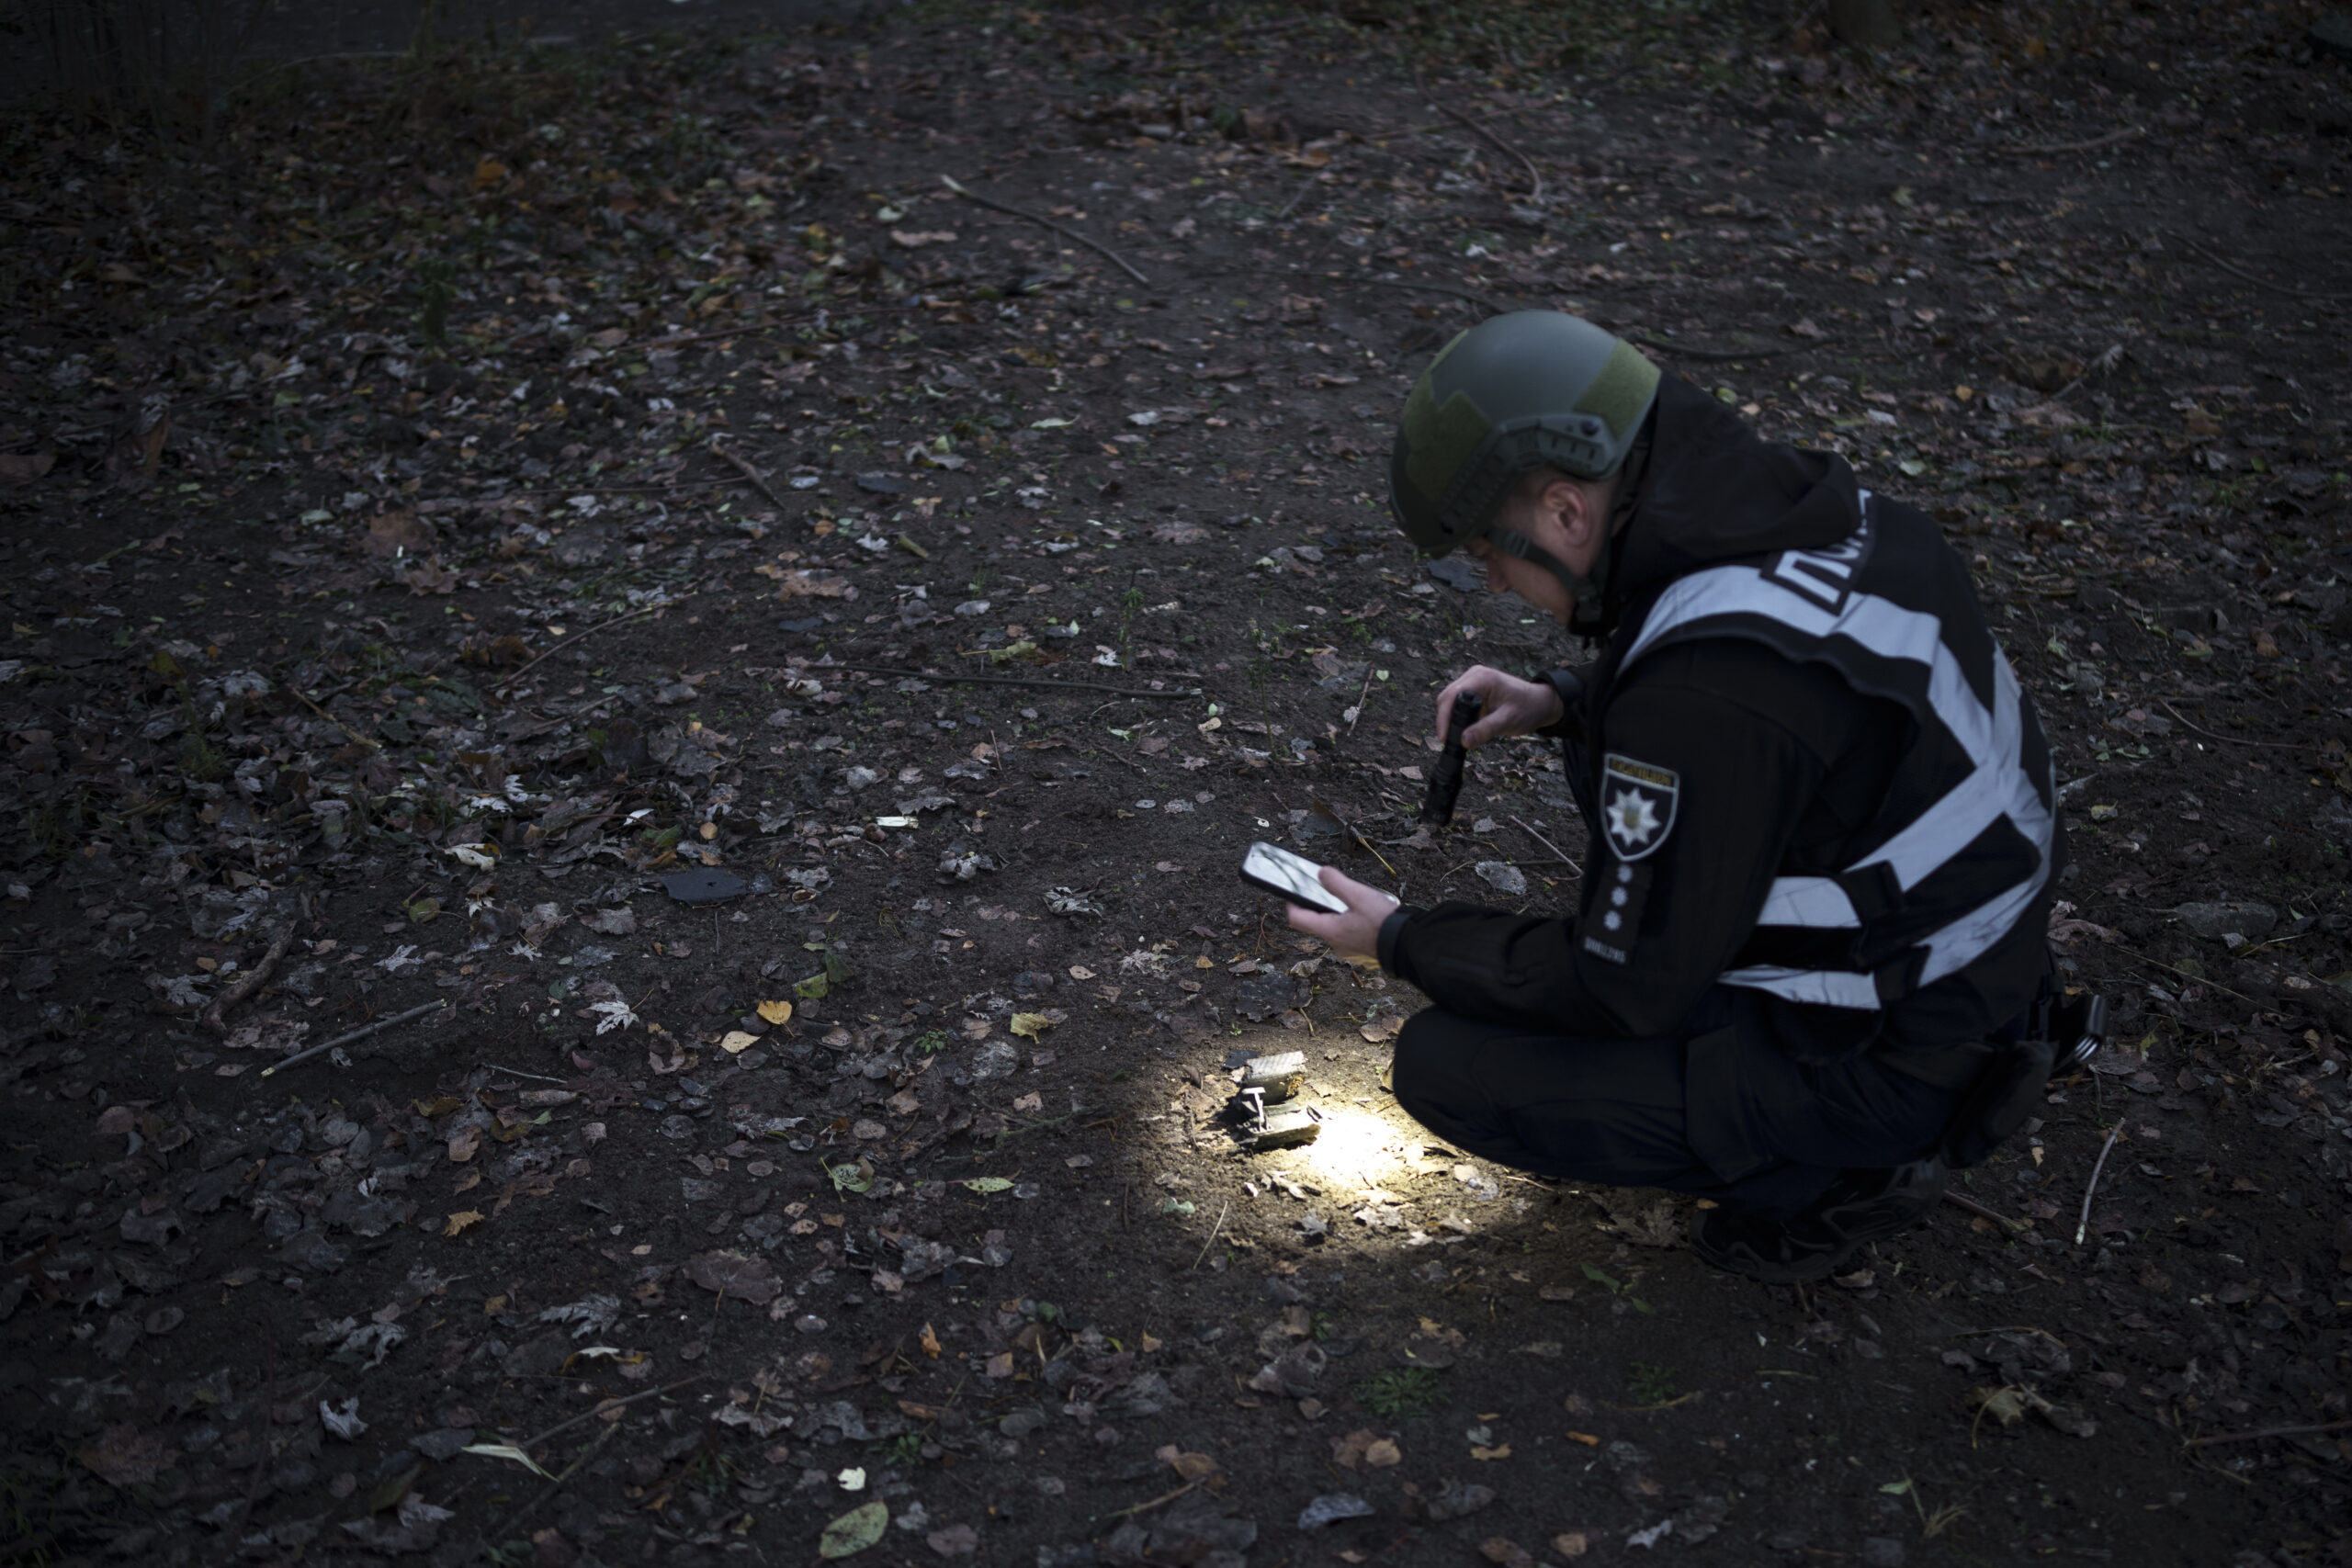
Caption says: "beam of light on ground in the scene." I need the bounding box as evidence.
[1304,1102,1413,1189]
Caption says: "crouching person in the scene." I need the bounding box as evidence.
[1290,311,2079,1282]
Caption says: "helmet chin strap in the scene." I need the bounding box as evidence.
[1488,525,1608,631]
[1483,415,1655,637]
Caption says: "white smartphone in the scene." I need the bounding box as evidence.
[1240,840,1349,915]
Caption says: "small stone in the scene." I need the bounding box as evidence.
[1475,862,1527,897]
[1424,1481,1496,1522]
[1298,1494,1374,1529]
[2174,900,2277,943]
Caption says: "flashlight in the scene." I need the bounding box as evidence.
[1418,691,1483,826]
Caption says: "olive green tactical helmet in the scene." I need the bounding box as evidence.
[1387,310,1661,556]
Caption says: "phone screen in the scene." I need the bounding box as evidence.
[1241,840,1349,914]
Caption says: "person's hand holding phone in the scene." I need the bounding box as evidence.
[1286,865,1399,962]
[1432,664,1562,750]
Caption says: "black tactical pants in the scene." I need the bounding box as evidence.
[1388,988,1961,1222]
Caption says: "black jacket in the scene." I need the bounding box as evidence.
[1379,378,2057,1063]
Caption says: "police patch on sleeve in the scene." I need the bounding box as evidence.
[1600,753,1679,863]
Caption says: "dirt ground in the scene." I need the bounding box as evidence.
[4,2,2351,1564]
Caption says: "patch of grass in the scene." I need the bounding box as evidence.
[180,730,227,783]
[1351,1367,1442,1419]
[414,254,457,348]
[1627,1362,1679,1404]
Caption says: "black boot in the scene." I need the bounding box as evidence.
[1688,1158,1948,1284]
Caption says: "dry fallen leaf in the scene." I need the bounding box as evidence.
[920,1323,942,1358]
[720,1030,761,1055]
[820,1500,888,1560]
[1552,1531,1592,1559]
[926,1522,978,1558]
[76,1424,172,1488]
[443,1210,484,1237]
[757,998,794,1025]
[685,1250,781,1305]
[1156,1444,1221,1483]
[361,510,435,558]
[1478,1539,1536,1568]
[446,1126,481,1164]
[1364,1437,1402,1469]
[776,569,854,599]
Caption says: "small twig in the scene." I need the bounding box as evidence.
[1605,1391,1704,1413]
[1935,1324,2069,1346]
[491,601,674,694]
[993,1106,1101,1147]
[1628,333,1842,365]
[2155,696,2305,751]
[2074,1120,2126,1246]
[2105,944,2256,1006]
[459,1423,617,1564]
[1189,1199,1232,1270]
[480,1063,570,1085]
[1506,815,1581,879]
[2172,232,2352,302]
[815,661,1202,699]
[940,174,1149,285]
[1096,1478,1202,1524]
[258,999,448,1078]
[1941,1189,2028,1233]
[711,439,786,509]
[1274,175,1323,222]
[291,687,379,751]
[504,693,618,745]
[2182,1417,2352,1450]
[1419,70,1544,203]
[1999,125,2146,157]
[516,1375,707,1455]
[203,926,295,1035]
[1343,668,1374,737]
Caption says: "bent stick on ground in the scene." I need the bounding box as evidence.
[2074,1119,2127,1246]
[941,174,1149,285]
[259,998,448,1078]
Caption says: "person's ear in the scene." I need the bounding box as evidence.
[1546,477,1593,548]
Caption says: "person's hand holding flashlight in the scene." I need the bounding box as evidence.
[1431,664,1563,750]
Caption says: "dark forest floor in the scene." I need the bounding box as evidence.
[3,2,2351,1565]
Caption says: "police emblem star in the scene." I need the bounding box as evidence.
[1600,753,1679,862]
